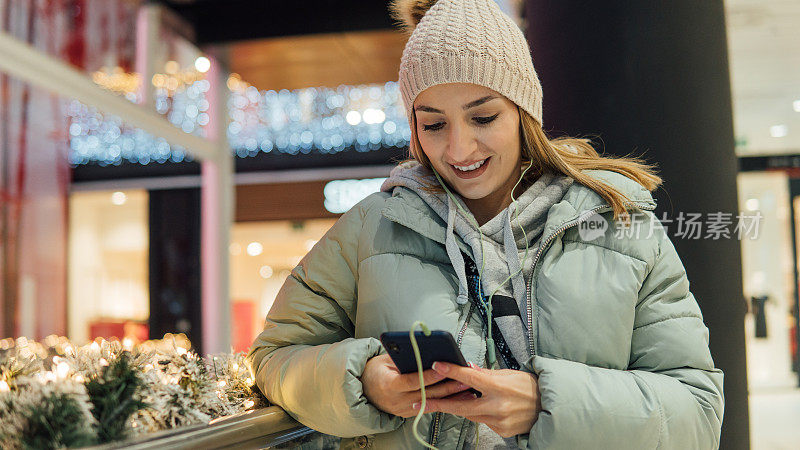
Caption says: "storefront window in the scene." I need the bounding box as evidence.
[229,218,337,352]
[68,190,149,345]
[737,172,796,388]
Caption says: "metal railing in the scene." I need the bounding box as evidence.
[86,407,339,449]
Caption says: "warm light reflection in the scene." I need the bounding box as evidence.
[259,265,273,279]
[165,60,179,74]
[91,66,140,99]
[56,362,70,379]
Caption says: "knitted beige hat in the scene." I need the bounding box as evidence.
[391,0,543,127]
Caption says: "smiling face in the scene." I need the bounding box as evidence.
[414,83,524,221]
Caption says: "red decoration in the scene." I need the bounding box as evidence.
[232,301,258,353]
[64,0,86,69]
[89,319,149,342]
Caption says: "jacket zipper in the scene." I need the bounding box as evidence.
[433,200,655,445]
[525,201,656,357]
[429,301,475,447]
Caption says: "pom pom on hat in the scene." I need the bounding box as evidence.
[388,0,440,34]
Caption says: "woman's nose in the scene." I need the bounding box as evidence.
[447,124,476,162]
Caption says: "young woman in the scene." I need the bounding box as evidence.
[247,0,724,448]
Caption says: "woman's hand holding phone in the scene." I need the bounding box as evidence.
[361,354,474,418]
[414,361,542,438]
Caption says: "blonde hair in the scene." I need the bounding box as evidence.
[406,105,663,223]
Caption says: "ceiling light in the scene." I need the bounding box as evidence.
[246,242,263,256]
[194,56,210,73]
[111,191,127,205]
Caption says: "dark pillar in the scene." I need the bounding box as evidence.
[526,1,748,448]
[149,188,203,354]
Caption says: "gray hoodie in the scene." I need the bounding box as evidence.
[380,160,574,366]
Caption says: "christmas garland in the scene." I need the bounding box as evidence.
[0,334,268,449]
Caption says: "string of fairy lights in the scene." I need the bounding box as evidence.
[68,63,410,167]
[0,333,266,448]
[226,74,410,158]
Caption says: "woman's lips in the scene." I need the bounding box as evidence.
[450,157,490,179]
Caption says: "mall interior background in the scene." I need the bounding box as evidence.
[1,0,799,448]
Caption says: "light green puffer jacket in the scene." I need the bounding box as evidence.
[246,169,724,449]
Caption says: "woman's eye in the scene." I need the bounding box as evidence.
[421,114,498,132]
[475,113,499,124]
[422,122,444,132]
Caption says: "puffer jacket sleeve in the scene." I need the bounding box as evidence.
[520,213,724,449]
[245,193,404,438]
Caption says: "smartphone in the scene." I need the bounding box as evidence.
[379,330,470,374]
[380,330,481,397]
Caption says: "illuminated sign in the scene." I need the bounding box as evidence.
[323,178,388,214]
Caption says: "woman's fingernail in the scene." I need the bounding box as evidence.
[412,402,420,410]
[432,362,449,373]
